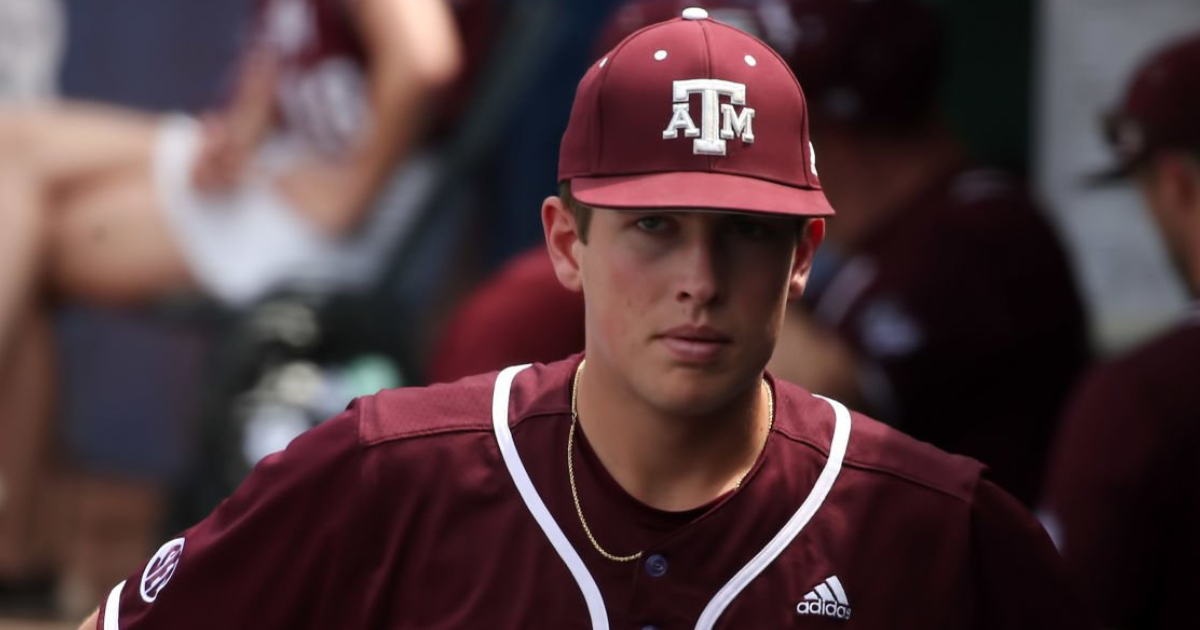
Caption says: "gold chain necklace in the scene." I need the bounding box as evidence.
[567,359,775,563]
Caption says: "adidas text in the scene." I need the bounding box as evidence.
[796,599,852,620]
[796,575,852,620]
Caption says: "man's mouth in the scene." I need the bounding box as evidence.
[658,325,732,362]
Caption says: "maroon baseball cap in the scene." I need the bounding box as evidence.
[558,7,834,218]
[1091,32,1200,182]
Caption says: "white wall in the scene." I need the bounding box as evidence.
[1035,0,1199,353]
[0,0,63,100]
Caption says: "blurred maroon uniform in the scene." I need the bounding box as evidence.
[429,248,585,383]
[248,0,490,154]
[1040,308,1200,629]
[97,358,1087,629]
[1039,31,1200,630]
[248,0,369,155]
[803,168,1090,505]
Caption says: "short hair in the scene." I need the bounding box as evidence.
[558,181,594,243]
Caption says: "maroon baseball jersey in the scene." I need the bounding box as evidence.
[429,247,585,384]
[98,357,1090,629]
[247,0,369,155]
[1039,305,1200,629]
[802,166,1090,505]
[245,0,491,155]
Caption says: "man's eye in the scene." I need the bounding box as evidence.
[637,216,667,232]
[731,217,770,238]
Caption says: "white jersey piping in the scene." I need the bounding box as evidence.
[103,580,125,630]
[492,365,852,629]
[491,364,609,630]
[693,393,851,629]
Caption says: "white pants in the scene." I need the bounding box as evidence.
[153,116,437,306]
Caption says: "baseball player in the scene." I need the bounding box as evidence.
[79,11,1091,629]
[1039,31,1200,629]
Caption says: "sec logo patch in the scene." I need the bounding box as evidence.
[140,538,186,603]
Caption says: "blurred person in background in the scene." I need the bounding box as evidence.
[0,0,463,614]
[765,0,1090,506]
[0,0,64,610]
[1039,31,1200,630]
[428,246,585,383]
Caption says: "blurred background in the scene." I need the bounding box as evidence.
[0,0,1196,627]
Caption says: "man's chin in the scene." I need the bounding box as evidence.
[647,374,754,417]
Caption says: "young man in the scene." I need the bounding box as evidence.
[1039,31,1200,630]
[80,11,1090,629]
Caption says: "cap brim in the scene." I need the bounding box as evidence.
[1083,109,1149,187]
[571,172,835,217]
[1081,158,1140,188]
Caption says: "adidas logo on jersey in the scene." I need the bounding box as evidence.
[795,575,852,620]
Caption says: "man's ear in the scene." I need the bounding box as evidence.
[1164,154,1200,214]
[787,218,826,301]
[1143,153,1200,233]
[1153,155,1192,214]
[542,196,584,292]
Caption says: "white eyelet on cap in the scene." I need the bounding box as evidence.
[654,49,668,61]
[744,54,757,67]
[682,7,709,20]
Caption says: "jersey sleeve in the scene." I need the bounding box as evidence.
[96,405,375,630]
[968,479,1097,630]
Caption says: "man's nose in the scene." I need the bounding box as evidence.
[675,232,724,306]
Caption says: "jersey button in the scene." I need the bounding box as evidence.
[644,554,669,577]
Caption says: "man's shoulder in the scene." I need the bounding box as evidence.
[843,409,984,502]
[935,167,1038,220]
[921,166,1060,248]
[1105,312,1200,382]
[1075,314,1200,420]
[352,358,576,447]
[773,379,984,504]
[352,373,497,445]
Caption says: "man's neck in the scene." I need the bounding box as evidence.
[573,360,771,512]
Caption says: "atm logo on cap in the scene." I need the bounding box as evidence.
[662,79,755,156]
